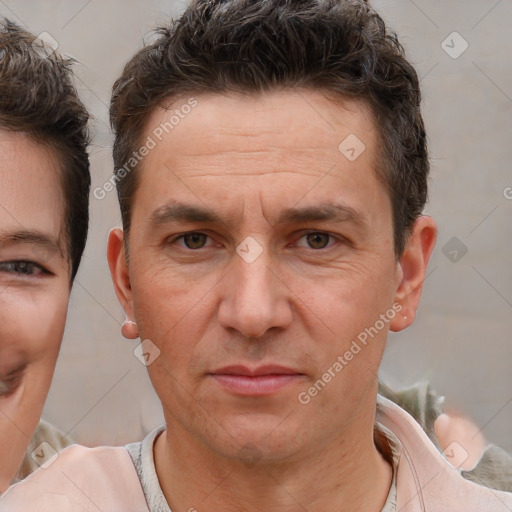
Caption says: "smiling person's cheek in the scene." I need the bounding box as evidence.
[0,130,71,491]
[0,292,67,431]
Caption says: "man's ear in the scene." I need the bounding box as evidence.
[389,216,437,332]
[107,228,138,338]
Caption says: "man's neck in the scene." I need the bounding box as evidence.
[153,413,392,512]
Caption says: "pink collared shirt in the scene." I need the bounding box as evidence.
[1,396,511,511]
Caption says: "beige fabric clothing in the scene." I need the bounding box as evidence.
[379,380,512,493]
[377,396,512,510]
[2,396,512,511]
[1,444,146,511]
[12,419,73,484]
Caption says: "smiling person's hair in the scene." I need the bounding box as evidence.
[0,18,90,280]
[110,0,427,256]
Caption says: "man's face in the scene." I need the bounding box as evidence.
[114,90,406,461]
[0,130,70,490]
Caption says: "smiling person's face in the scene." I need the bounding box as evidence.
[0,130,70,491]
[109,90,435,466]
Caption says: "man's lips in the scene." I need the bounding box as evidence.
[209,365,305,396]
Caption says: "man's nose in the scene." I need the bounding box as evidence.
[217,249,293,339]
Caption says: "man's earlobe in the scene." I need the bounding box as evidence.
[121,319,139,340]
[389,216,437,332]
[107,228,136,331]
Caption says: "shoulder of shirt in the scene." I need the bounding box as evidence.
[0,444,148,512]
[377,395,512,511]
[15,419,74,483]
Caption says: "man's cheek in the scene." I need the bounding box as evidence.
[147,329,195,376]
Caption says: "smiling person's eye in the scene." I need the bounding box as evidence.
[0,365,27,398]
[296,232,337,250]
[0,261,47,277]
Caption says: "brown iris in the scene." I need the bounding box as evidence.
[183,233,208,249]
[306,233,330,249]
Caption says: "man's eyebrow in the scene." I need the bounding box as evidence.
[149,201,366,229]
[0,229,62,252]
[150,202,223,227]
[275,203,367,227]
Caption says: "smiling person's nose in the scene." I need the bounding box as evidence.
[217,253,293,339]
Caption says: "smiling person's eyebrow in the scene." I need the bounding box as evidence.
[0,229,62,253]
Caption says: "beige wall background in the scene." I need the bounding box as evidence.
[1,0,511,452]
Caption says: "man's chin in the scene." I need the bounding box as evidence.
[201,413,305,464]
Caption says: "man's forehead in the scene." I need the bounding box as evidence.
[140,90,378,185]
[145,89,377,149]
[133,89,386,228]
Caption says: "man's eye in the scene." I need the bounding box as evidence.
[178,233,210,249]
[296,232,336,250]
[0,261,45,276]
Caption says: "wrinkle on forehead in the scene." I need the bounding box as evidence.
[143,94,376,184]
[178,169,331,179]
[146,89,376,153]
